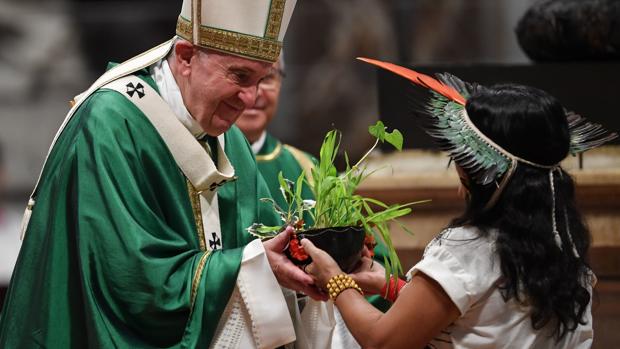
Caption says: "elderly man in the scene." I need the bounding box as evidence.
[0,1,323,348]
[236,54,315,216]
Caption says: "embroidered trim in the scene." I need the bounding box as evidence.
[256,142,283,161]
[265,0,286,39]
[187,179,207,251]
[190,251,211,306]
[176,16,281,62]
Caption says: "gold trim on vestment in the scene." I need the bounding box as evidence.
[265,0,286,40]
[190,251,211,307]
[256,142,283,162]
[187,179,207,251]
[176,16,281,63]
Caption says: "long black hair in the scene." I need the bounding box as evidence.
[450,84,592,339]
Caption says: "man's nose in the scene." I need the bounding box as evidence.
[238,85,259,108]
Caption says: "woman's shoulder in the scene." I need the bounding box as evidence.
[425,225,496,252]
[409,225,502,312]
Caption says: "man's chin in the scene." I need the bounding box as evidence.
[204,116,239,136]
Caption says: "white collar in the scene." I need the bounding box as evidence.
[251,131,267,155]
[150,58,206,138]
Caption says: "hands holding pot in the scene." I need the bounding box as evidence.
[301,239,386,296]
[263,227,327,301]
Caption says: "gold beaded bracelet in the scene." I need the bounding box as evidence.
[326,274,363,301]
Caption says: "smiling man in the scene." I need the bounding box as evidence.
[0,1,320,348]
[236,54,316,215]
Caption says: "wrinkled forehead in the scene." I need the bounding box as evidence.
[204,48,272,74]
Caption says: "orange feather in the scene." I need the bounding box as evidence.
[357,57,466,106]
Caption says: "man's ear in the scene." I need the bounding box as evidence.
[173,40,195,76]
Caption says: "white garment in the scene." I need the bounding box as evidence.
[332,308,361,349]
[0,206,22,284]
[408,226,593,349]
[251,131,267,155]
[211,240,296,349]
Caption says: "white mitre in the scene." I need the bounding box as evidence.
[176,0,297,63]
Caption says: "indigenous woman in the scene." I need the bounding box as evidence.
[302,59,617,349]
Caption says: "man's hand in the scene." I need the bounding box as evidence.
[263,227,327,301]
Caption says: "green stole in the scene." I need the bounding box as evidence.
[0,70,277,348]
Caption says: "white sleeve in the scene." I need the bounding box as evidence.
[238,239,297,347]
[211,239,296,349]
[407,228,500,316]
[410,244,474,315]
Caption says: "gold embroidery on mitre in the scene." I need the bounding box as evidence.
[256,142,283,162]
[176,16,282,62]
[187,179,207,251]
[265,0,286,40]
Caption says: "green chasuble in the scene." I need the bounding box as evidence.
[0,70,277,348]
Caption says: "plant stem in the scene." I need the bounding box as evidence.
[344,139,379,177]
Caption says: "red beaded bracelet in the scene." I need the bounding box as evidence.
[380,276,407,303]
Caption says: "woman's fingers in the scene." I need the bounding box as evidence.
[299,238,319,256]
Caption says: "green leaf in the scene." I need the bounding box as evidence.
[368,121,403,151]
[246,223,281,239]
[368,121,386,141]
[384,129,404,151]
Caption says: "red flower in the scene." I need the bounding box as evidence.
[289,234,309,262]
[364,234,377,258]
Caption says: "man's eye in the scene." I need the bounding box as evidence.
[232,72,250,84]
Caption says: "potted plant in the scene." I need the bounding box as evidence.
[248,121,421,278]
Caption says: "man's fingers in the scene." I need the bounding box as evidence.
[361,245,372,258]
[302,285,328,301]
[278,258,314,286]
[268,227,293,251]
[360,256,374,268]
[351,257,372,273]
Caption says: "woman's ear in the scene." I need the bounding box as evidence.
[457,181,470,201]
[455,165,471,200]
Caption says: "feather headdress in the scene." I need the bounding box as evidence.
[359,57,618,255]
[357,57,618,187]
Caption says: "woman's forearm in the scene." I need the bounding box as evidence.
[335,288,387,349]
[334,274,461,349]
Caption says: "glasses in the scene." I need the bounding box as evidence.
[259,68,286,90]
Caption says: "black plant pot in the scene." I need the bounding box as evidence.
[287,226,365,273]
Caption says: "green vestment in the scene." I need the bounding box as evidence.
[0,70,277,348]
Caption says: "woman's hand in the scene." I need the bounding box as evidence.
[300,238,343,288]
[349,256,386,295]
[264,227,327,301]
